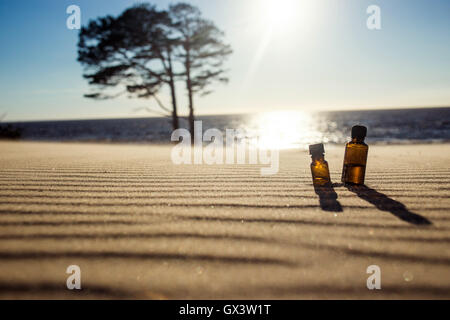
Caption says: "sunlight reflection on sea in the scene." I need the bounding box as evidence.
[242,111,345,150]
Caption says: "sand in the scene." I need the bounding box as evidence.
[0,141,449,299]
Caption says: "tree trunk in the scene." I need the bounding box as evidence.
[185,44,195,145]
[187,84,194,145]
[167,53,179,131]
[169,78,179,131]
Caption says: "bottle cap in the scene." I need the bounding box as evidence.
[309,143,325,155]
[351,125,367,139]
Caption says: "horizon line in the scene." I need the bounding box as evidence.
[2,105,449,124]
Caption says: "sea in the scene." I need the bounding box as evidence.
[3,107,449,149]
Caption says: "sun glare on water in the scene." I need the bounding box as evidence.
[248,111,323,150]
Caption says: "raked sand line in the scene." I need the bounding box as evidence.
[0,141,449,299]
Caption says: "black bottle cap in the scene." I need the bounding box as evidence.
[351,125,367,139]
[309,143,325,155]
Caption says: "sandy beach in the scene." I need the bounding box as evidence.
[0,141,449,299]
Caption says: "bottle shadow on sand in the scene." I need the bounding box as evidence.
[344,184,432,226]
[314,183,343,212]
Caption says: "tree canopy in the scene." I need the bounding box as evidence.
[77,2,232,133]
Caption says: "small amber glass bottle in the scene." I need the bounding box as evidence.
[309,143,331,186]
[341,125,369,185]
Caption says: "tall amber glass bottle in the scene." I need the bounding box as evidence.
[341,125,369,185]
[310,143,331,186]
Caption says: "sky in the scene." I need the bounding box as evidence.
[0,0,449,121]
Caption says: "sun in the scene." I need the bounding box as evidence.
[260,0,312,31]
[262,0,297,28]
[243,0,318,87]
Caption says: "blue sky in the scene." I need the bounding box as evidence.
[0,0,449,121]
